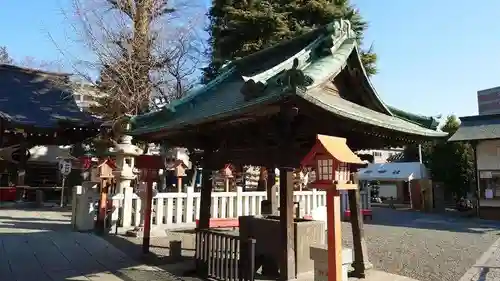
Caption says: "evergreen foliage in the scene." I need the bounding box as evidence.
[403,115,475,198]
[203,0,377,82]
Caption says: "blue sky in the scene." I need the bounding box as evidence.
[1,0,499,117]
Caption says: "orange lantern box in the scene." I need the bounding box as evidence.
[301,135,362,191]
[301,134,363,281]
[91,157,117,182]
[166,159,188,177]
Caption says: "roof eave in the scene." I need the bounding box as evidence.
[130,92,289,137]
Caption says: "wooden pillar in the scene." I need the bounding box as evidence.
[278,104,298,281]
[177,177,183,193]
[280,168,295,281]
[142,170,154,253]
[326,189,342,281]
[96,178,109,235]
[198,149,214,229]
[257,167,267,191]
[348,189,371,277]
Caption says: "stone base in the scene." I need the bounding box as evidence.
[125,226,166,238]
[364,261,373,270]
[310,245,353,281]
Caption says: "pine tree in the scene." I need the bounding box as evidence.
[203,0,377,82]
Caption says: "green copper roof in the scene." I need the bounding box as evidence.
[388,106,440,130]
[131,20,445,138]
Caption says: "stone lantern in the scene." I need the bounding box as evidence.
[301,134,364,281]
[110,135,143,195]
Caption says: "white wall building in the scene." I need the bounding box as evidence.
[356,148,404,163]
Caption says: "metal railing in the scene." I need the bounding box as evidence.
[195,228,256,281]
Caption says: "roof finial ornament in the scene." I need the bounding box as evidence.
[282,58,312,93]
[331,19,355,39]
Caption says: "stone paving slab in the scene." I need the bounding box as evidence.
[459,236,500,281]
[348,270,421,281]
[0,208,182,281]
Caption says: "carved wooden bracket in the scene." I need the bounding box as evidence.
[240,79,267,101]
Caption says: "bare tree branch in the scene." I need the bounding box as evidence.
[52,0,206,126]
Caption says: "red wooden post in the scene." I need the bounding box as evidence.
[96,178,108,234]
[136,155,163,254]
[142,169,154,254]
[326,188,342,281]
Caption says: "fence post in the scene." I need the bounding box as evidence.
[185,186,194,223]
[312,188,318,210]
[236,186,243,217]
[121,187,133,227]
[246,238,256,281]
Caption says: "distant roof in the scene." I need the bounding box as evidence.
[0,64,99,129]
[357,162,428,181]
[449,114,500,142]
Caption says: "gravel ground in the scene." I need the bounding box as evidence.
[342,208,500,281]
[104,208,500,281]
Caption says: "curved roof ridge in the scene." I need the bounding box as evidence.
[349,45,394,116]
[344,44,440,130]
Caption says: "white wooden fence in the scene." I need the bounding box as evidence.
[111,186,370,230]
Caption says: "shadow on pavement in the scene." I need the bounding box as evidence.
[0,207,195,281]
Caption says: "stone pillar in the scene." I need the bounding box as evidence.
[121,186,133,227]
[112,135,143,195]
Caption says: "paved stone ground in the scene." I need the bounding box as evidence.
[0,207,182,281]
[459,236,500,281]
[105,207,500,281]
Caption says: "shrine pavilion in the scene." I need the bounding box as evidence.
[0,64,100,200]
[129,20,446,280]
